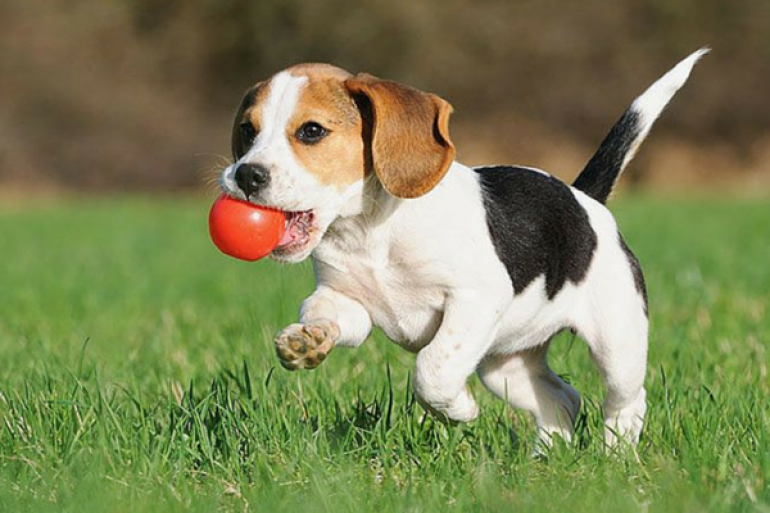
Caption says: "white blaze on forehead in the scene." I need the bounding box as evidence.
[221,71,309,199]
[244,71,308,160]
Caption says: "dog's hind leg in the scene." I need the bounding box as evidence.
[586,312,649,447]
[580,280,649,446]
[477,342,581,445]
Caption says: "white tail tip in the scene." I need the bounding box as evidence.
[632,47,709,128]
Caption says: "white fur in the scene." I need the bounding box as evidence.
[222,53,703,445]
[622,48,709,170]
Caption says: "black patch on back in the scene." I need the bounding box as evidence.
[476,166,598,299]
[619,234,648,315]
[572,108,641,204]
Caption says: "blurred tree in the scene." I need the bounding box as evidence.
[0,0,768,191]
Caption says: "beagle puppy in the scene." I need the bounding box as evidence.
[219,50,706,446]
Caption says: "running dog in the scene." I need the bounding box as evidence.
[219,50,706,445]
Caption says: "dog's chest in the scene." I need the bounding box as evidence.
[314,242,446,350]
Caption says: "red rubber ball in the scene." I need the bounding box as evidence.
[209,194,286,261]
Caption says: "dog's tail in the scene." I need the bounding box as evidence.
[572,49,708,204]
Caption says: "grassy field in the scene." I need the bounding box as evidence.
[0,195,767,512]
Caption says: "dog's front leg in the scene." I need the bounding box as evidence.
[275,286,372,370]
[413,295,504,423]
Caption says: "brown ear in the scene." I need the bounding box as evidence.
[345,74,455,199]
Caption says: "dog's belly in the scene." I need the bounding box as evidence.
[370,297,444,352]
[489,274,585,355]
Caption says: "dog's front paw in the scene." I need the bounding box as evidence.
[274,320,340,370]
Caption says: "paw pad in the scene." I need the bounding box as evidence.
[274,322,338,370]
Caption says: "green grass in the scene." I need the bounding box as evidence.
[0,194,768,512]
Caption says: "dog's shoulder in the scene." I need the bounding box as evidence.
[473,165,598,299]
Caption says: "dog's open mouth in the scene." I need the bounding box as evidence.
[275,210,315,254]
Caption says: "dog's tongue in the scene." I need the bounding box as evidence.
[277,216,302,247]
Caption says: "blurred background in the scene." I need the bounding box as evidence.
[1,0,768,195]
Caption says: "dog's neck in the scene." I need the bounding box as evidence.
[315,175,404,258]
[312,161,474,266]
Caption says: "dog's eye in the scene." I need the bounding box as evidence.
[240,122,257,145]
[296,122,328,144]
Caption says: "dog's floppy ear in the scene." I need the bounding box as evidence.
[345,74,455,199]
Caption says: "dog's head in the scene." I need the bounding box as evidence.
[220,63,455,263]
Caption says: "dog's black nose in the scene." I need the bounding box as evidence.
[234,163,271,198]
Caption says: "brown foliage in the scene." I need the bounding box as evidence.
[1,0,768,192]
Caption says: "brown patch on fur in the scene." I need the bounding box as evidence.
[288,63,353,82]
[230,63,454,195]
[345,74,455,198]
[286,65,370,188]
